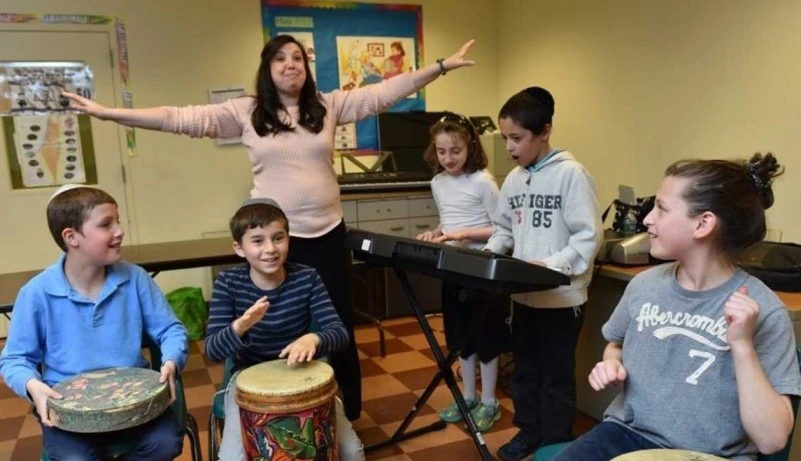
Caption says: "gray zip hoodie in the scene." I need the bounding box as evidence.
[485,150,603,308]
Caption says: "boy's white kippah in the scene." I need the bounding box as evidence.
[48,184,94,204]
[239,198,282,210]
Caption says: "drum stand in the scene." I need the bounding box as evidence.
[364,267,494,461]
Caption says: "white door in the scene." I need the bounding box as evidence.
[0,30,129,274]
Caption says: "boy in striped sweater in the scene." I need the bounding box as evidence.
[204,198,364,460]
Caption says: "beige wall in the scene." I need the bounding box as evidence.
[0,0,499,294]
[5,0,801,289]
[498,0,801,241]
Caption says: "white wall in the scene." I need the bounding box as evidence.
[497,0,801,240]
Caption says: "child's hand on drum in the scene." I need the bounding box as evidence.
[160,360,177,404]
[26,379,63,427]
[725,286,759,350]
[280,333,321,366]
[588,359,627,391]
[233,296,270,336]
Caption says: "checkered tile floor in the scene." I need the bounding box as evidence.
[0,316,598,460]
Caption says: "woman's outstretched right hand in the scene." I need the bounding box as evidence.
[61,91,109,119]
[60,92,169,130]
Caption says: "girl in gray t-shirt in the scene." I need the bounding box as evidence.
[555,153,801,461]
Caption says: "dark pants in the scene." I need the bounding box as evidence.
[441,283,511,362]
[40,408,183,461]
[553,421,661,461]
[511,302,584,446]
[288,221,362,420]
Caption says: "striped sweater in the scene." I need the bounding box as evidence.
[204,263,348,371]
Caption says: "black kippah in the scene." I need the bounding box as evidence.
[522,86,555,115]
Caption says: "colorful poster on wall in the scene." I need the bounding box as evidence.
[2,113,97,189]
[336,36,415,92]
[262,1,424,150]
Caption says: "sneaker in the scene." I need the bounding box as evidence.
[439,397,478,423]
[496,432,538,461]
[470,400,501,432]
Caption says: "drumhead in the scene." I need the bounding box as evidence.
[235,359,338,413]
[48,367,170,433]
[236,359,335,397]
[612,449,728,461]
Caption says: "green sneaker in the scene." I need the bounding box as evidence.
[470,400,501,432]
[439,397,478,423]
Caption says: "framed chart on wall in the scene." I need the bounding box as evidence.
[0,61,98,189]
[261,0,424,151]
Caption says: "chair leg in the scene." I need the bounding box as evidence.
[185,413,202,461]
[208,413,218,461]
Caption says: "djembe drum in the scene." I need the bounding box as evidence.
[236,359,339,461]
[612,449,728,461]
[48,367,171,433]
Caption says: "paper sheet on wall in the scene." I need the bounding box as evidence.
[0,62,93,114]
[2,113,97,189]
[286,31,317,81]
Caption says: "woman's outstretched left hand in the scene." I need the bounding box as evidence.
[442,39,476,71]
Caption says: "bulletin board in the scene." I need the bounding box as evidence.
[261,0,424,150]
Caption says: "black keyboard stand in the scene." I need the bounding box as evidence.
[364,266,494,460]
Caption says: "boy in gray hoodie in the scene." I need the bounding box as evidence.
[486,87,603,461]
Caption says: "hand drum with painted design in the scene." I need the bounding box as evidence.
[236,359,339,461]
[48,367,170,433]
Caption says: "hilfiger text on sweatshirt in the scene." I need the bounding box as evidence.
[507,193,563,228]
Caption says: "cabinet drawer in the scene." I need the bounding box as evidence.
[357,199,408,222]
[358,218,410,238]
[342,200,358,224]
[409,216,439,235]
[408,197,438,217]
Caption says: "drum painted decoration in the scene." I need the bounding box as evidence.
[48,367,170,433]
[236,359,339,461]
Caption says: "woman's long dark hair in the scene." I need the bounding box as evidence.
[251,35,327,136]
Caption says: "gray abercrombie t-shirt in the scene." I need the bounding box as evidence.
[602,263,801,460]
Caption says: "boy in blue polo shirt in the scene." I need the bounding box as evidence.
[0,184,188,461]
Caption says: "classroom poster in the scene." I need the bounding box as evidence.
[3,113,97,189]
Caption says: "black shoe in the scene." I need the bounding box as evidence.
[497,433,538,461]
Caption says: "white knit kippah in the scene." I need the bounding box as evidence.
[48,184,94,204]
[238,197,282,211]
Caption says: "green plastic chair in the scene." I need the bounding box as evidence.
[41,339,202,461]
[533,348,801,461]
[208,356,234,460]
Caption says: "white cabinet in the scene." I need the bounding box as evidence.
[342,200,358,225]
[350,196,438,238]
[345,194,442,318]
[358,218,409,238]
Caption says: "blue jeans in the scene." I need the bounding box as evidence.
[553,421,661,461]
[40,408,183,461]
